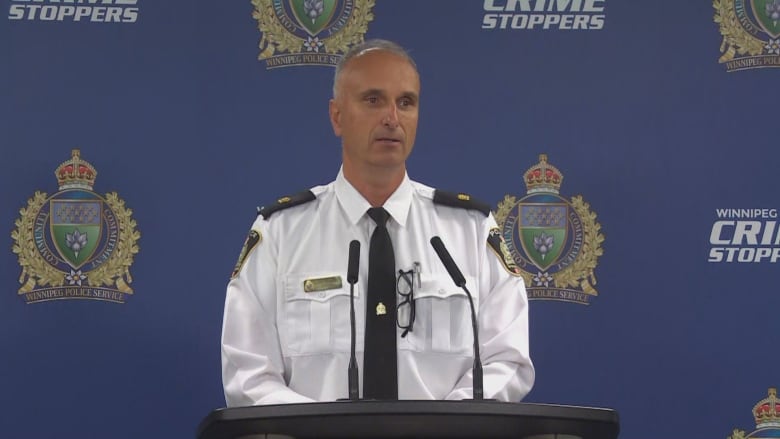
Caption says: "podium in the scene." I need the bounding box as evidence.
[197,400,619,439]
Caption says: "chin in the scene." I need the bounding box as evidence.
[369,157,407,170]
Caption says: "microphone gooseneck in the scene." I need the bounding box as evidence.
[347,240,360,400]
[430,236,484,400]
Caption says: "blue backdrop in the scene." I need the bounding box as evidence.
[2,1,778,438]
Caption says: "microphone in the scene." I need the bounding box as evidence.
[347,240,360,284]
[346,240,360,400]
[430,236,466,287]
[430,236,484,400]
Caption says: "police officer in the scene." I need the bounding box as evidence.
[221,39,534,405]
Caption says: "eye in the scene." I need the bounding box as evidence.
[364,95,379,105]
[398,97,415,108]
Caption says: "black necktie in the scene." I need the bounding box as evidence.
[363,207,398,399]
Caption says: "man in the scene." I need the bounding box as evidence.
[221,39,534,405]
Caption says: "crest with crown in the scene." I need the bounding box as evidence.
[727,388,780,439]
[11,149,140,304]
[753,388,780,429]
[493,153,604,305]
[55,149,97,191]
[524,154,564,195]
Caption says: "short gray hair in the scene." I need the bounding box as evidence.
[332,39,418,98]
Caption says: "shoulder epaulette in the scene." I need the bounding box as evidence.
[433,190,490,216]
[257,190,316,219]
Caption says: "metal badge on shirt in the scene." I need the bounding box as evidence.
[303,275,343,292]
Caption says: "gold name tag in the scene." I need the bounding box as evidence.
[303,276,343,293]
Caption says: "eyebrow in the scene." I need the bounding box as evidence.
[358,88,383,98]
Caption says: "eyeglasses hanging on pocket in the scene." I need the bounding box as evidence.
[396,268,416,338]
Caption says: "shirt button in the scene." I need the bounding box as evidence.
[318,292,326,298]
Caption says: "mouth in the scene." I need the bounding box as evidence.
[374,136,403,145]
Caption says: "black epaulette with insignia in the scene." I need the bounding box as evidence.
[433,190,490,216]
[257,190,316,219]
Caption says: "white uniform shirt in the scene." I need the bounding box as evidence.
[221,169,534,405]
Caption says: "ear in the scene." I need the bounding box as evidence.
[329,98,342,137]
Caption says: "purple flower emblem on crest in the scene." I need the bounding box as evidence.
[767,0,780,22]
[303,0,324,23]
[66,229,88,258]
[533,232,555,260]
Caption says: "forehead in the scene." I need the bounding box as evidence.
[338,50,420,94]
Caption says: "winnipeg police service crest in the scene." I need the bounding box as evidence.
[726,387,780,439]
[714,0,780,71]
[251,0,375,69]
[494,154,604,305]
[11,150,140,304]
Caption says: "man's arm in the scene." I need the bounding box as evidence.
[221,224,315,406]
[445,216,535,401]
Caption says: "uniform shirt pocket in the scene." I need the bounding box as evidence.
[402,274,478,354]
[282,272,356,356]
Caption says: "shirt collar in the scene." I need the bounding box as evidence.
[335,166,413,228]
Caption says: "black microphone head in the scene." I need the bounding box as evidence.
[430,236,466,287]
[347,240,360,284]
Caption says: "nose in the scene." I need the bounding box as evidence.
[382,104,400,128]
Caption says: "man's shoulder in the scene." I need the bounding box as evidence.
[412,181,490,217]
[256,184,332,220]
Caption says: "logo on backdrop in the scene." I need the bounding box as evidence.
[714,0,780,72]
[11,150,140,304]
[726,388,780,439]
[482,0,606,30]
[494,154,604,305]
[708,208,780,263]
[251,0,374,69]
[8,0,139,23]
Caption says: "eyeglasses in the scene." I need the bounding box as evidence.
[396,269,416,338]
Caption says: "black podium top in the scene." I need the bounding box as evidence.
[197,400,619,439]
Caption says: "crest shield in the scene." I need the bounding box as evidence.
[495,154,605,305]
[517,203,568,271]
[289,0,337,36]
[751,0,780,38]
[13,149,140,303]
[49,198,102,269]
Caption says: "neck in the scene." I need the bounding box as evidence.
[343,163,405,207]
